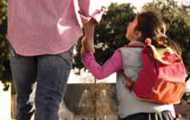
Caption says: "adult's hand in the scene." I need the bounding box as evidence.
[80,14,96,54]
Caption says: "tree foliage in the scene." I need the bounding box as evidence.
[0,0,10,82]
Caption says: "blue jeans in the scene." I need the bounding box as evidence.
[10,49,72,120]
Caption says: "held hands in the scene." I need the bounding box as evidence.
[80,18,96,55]
[80,36,95,55]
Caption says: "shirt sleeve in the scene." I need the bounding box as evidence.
[78,0,107,23]
[81,49,123,79]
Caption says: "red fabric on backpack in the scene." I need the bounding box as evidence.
[133,47,186,104]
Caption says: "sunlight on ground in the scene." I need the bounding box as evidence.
[0,82,11,120]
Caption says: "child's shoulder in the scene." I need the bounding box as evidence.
[117,45,143,56]
[119,44,144,51]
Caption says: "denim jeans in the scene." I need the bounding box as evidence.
[10,49,72,120]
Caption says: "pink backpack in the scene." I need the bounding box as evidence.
[123,45,186,104]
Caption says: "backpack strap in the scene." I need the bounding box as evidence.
[120,44,144,91]
[120,45,143,91]
[124,44,144,48]
[147,45,172,65]
[121,71,135,91]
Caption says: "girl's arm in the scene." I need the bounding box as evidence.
[81,49,122,79]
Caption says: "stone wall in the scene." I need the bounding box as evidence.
[62,84,118,120]
[62,84,190,120]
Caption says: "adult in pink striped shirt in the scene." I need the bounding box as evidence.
[7,0,105,120]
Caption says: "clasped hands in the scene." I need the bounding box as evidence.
[80,16,96,55]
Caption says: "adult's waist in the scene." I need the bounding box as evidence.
[7,27,82,56]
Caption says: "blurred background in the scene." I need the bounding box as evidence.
[0,0,190,120]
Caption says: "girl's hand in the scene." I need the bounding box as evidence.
[80,36,86,55]
[80,12,96,43]
[80,13,96,55]
[80,36,95,55]
[81,19,96,55]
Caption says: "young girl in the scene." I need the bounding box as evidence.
[81,11,180,120]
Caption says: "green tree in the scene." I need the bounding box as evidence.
[0,0,7,24]
[0,0,10,90]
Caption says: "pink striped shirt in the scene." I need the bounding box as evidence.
[7,0,105,56]
[82,49,122,79]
